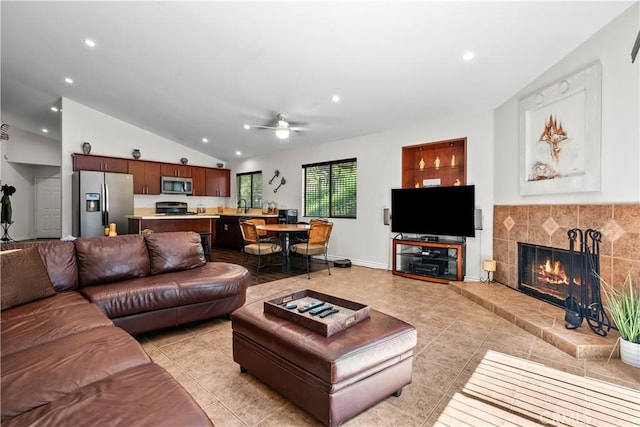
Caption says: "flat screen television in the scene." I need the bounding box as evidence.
[391,185,476,237]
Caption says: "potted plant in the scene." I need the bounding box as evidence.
[600,270,640,367]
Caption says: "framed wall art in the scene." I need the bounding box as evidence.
[518,61,602,195]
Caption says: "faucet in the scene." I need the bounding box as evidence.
[237,199,248,214]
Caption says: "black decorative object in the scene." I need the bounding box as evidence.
[564,228,611,336]
[81,141,91,154]
[1,184,16,242]
[132,149,141,160]
[180,157,188,165]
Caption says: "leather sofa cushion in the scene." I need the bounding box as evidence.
[3,363,213,427]
[1,326,150,421]
[75,234,150,286]
[1,303,113,357]
[1,240,78,291]
[1,247,56,310]
[1,291,88,323]
[232,300,417,385]
[81,262,249,318]
[145,231,205,275]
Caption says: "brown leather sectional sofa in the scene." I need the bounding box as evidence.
[1,231,250,425]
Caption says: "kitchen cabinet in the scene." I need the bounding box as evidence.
[74,154,228,197]
[128,160,161,195]
[190,166,207,196]
[392,238,465,284]
[215,216,243,249]
[161,163,191,178]
[73,154,128,173]
[205,168,230,197]
[402,138,466,188]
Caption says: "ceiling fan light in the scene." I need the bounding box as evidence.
[275,128,290,139]
[275,119,290,139]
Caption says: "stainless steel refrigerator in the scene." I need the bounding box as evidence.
[72,171,134,237]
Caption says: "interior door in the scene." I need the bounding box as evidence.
[36,177,62,238]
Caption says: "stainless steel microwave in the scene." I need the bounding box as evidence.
[161,176,193,195]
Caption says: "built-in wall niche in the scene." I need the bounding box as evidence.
[401,138,466,188]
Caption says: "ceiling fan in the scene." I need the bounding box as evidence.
[250,113,307,140]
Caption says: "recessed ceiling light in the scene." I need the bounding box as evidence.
[462,51,475,61]
[65,77,74,84]
[50,106,59,112]
[332,95,340,103]
[243,124,250,130]
[41,128,48,133]
[202,137,208,143]
[84,39,96,48]
[236,151,242,156]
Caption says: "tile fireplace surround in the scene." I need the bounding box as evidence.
[493,204,640,292]
[488,204,640,358]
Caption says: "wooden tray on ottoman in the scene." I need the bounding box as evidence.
[264,289,370,337]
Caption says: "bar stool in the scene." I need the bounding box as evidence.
[199,232,213,262]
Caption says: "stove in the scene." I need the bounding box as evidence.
[155,201,196,216]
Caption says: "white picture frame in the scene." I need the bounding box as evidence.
[518,62,602,195]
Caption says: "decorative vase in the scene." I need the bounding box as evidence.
[620,339,640,368]
[82,142,91,154]
[132,149,141,160]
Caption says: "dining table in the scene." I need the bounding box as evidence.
[255,223,310,272]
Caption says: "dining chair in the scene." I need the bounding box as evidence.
[245,218,277,242]
[239,220,282,277]
[290,220,333,279]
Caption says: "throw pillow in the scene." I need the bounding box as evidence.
[1,247,56,311]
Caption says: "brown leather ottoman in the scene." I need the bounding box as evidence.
[232,296,417,426]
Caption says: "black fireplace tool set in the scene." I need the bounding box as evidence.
[564,228,611,336]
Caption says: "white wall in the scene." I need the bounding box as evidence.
[494,3,639,204]
[229,110,495,280]
[0,127,61,240]
[60,98,229,235]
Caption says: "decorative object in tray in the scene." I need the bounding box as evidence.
[264,289,370,337]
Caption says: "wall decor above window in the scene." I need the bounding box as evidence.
[518,61,602,195]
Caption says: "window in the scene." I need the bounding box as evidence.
[237,171,263,208]
[303,158,357,218]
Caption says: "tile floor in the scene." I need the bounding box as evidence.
[138,266,640,426]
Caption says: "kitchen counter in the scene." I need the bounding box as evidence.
[126,214,221,220]
[215,212,279,218]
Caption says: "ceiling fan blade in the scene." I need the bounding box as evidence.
[251,125,277,130]
[289,126,308,132]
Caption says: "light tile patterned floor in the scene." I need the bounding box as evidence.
[138,266,640,426]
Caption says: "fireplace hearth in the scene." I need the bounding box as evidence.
[518,228,611,337]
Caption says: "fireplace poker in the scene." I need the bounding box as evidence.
[565,228,583,329]
[584,229,610,337]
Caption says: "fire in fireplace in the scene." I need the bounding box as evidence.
[518,243,582,307]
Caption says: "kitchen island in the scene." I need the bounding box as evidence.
[127,214,221,234]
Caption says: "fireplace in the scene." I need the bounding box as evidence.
[518,228,611,336]
[517,243,584,308]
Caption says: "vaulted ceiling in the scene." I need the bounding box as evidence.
[1,1,634,161]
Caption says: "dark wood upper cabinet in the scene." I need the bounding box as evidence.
[74,154,228,197]
[160,164,191,178]
[205,168,230,197]
[190,166,207,196]
[128,161,161,195]
[73,154,128,173]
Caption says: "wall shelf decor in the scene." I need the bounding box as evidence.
[401,138,467,188]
